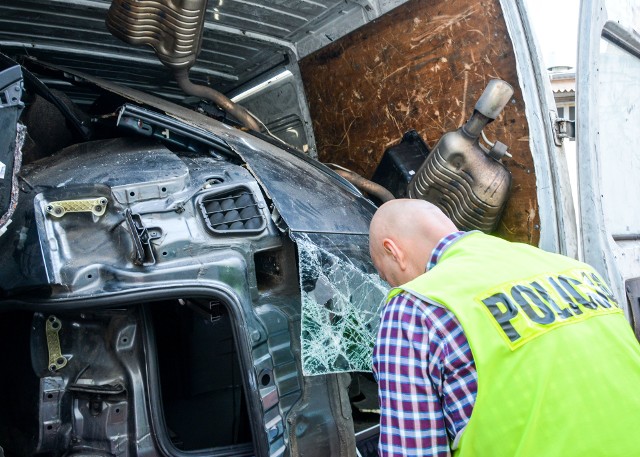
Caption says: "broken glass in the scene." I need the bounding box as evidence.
[291,232,389,376]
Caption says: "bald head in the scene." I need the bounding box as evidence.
[369,199,457,286]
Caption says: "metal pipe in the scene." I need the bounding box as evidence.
[174,68,261,132]
[327,165,395,203]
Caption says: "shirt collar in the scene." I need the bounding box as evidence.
[426,231,467,271]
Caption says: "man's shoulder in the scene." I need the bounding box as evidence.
[383,290,454,324]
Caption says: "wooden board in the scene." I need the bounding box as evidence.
[299,0,540,245]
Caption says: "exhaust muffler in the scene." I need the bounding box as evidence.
[407,79,514,232]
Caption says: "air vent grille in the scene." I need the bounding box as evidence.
[198,187,266,234]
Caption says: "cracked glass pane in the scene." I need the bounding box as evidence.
[291,232,389,376]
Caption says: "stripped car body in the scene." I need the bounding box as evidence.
[0,60,386,456]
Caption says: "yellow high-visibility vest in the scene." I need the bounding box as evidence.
[387,232,640,457]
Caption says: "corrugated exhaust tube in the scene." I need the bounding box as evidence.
[106,0,260,131]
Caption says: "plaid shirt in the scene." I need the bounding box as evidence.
[372,231,477,457]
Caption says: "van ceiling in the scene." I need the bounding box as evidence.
[0,0,407,104]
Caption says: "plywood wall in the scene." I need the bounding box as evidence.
[299,0,540,245]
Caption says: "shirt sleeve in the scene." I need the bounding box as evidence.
[372,293,477,457]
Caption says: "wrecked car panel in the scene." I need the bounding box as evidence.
[22,59,377,234]
[0,136,378,457]
[225,139,376,235]
[0,57,385,456]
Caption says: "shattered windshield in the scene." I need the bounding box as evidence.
[291,232,389,376]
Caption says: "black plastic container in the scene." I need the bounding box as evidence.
[371,129,430,198]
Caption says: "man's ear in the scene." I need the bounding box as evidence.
[382,238,407,271]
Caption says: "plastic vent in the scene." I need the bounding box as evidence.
[198,187,266,234]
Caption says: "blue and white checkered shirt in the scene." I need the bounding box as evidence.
[372,231,478,457]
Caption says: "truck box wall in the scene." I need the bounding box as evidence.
[299,0,540,245]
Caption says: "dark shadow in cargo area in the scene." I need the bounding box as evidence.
[350,372,381,457]
[0,311,39,457]
[149,299,253,453]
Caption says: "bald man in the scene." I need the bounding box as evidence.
[369,199,640,457]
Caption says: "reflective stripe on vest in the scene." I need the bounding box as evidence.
[386,232,640,457]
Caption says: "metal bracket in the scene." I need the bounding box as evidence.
[46,197,108,218]
[37,376,65,452]
[124,208,161,266]
[551,111,576,146]
[0,65,24,109]
[45,316,67,372]
[209,299,224,323]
